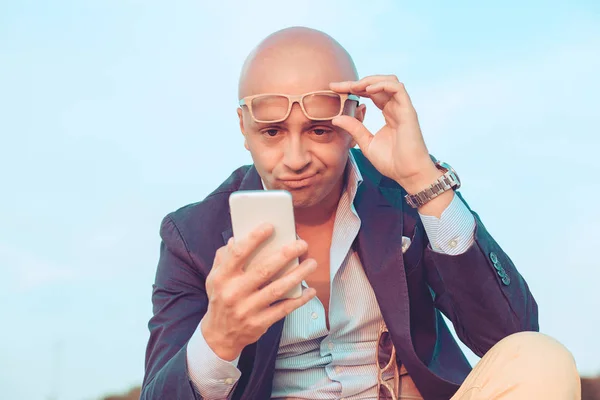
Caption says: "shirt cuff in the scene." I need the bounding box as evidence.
[419,192,476,255]
[186,319,242,399]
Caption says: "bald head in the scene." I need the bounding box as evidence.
[238,27,358,99]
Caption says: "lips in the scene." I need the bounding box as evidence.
[279,174,318,189]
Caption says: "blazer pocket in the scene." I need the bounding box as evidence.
[403,223,424,275]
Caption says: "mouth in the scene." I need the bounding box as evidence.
[279,174,318,189]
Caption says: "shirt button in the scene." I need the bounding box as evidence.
[223,377,234,384]
[335,366,342,374]
[311,312,318,320]
[328,342,334,350]
[449,238,458,248]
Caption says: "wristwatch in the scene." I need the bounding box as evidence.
[404,158,461,208]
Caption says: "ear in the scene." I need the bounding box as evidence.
[354,103,366,123]
[237,108,250,151]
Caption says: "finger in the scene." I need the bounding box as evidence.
[244,239,309,289]
[213,244,228,267]
[331,115,374,152]
[251,258,317,309]
[366,80,414,110]
[258,287,317,327]
[221,223,274,274]
[331,76,399,111]
[330,75,399,95]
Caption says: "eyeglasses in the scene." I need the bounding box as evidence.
[377,323,400,400]
[238,90,360,123]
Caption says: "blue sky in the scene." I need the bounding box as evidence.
[1,1,599,399]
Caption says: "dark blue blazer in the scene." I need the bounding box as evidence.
[141,149,538,400]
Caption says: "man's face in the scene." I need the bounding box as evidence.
[237,88,364,209]
[236,33,365,209]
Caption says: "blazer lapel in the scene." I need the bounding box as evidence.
[352,152,421,376]
[221,166,284,400]
[354,176,413,347]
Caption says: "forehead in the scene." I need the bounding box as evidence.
[241,46,355,96]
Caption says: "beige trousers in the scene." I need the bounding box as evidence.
[399,331,581,400]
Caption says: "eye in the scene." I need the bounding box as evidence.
[312,128,331,136]
[263,129,280,137]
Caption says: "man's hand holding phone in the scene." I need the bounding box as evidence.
[201,223,317,361]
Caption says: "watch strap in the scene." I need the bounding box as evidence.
[404,163,460,208]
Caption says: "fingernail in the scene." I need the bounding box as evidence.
[260,223,272,233]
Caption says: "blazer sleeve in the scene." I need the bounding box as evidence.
[140,215,207,400]
[422,192,539,357]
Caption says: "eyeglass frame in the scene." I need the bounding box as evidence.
[377,323,400,400]
[238,90,360,123]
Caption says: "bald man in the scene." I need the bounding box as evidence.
[141,28,580,400]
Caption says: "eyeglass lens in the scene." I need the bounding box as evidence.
[250,93,343,121]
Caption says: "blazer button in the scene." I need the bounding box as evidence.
[501,275,511,286]
[489,252,499,264]
[490,252,505,274]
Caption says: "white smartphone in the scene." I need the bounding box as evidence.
[228,190,303,299]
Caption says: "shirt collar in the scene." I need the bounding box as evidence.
[345,149,363,203]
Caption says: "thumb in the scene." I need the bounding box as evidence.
[332,115,373,153]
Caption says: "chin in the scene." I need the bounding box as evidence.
[288,185,333,209]
[290,194,322,209]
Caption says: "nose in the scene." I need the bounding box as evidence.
[282,132,311,172]
[282,105,311,172]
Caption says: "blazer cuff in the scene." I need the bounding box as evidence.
[419,192,476,255]
[186,319,242,398]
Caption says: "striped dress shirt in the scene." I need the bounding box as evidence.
[187,152,476,399]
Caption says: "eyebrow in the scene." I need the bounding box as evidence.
[255,120,335,129]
